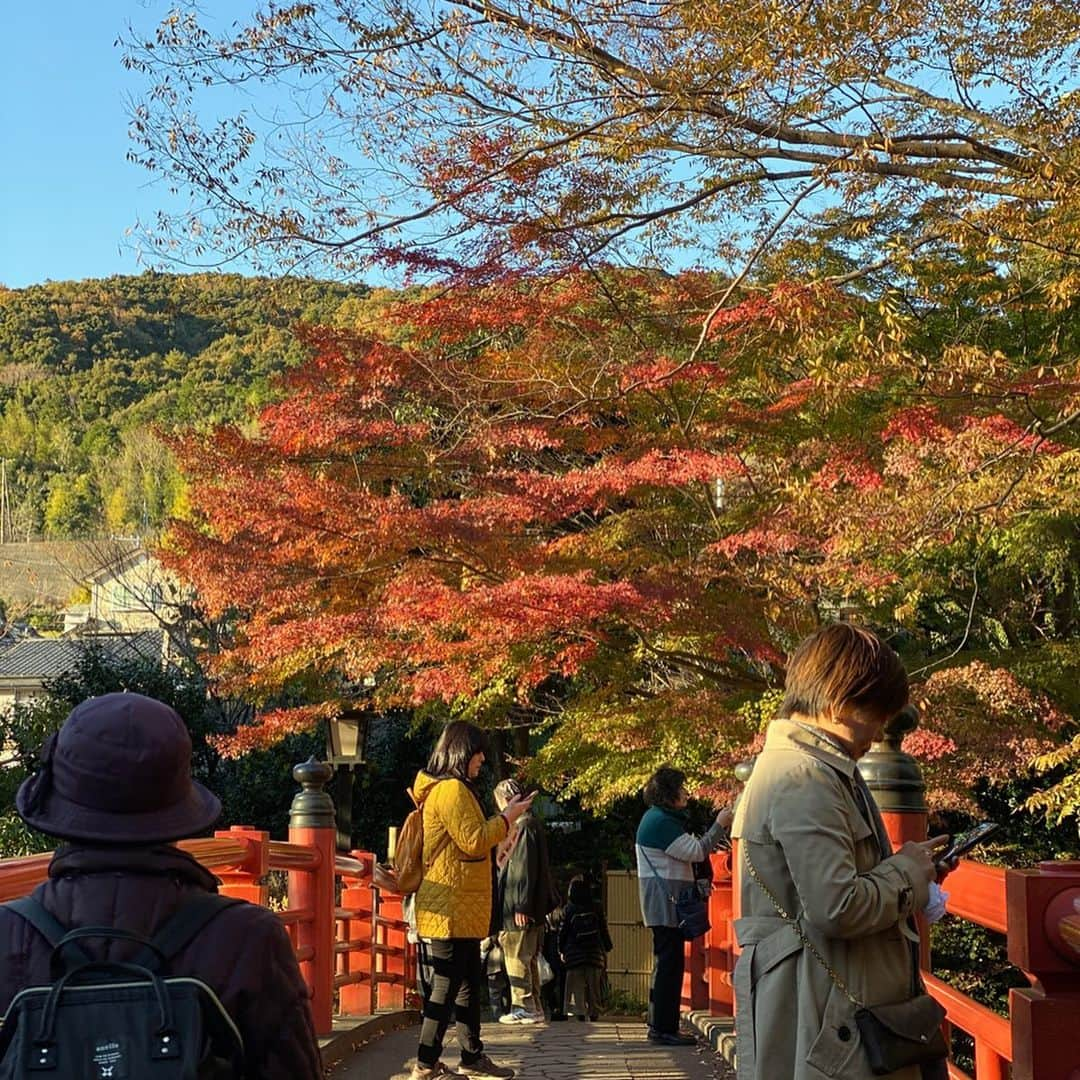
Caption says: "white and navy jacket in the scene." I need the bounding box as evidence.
[635,806,727,927]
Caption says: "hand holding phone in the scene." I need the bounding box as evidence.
[900,835,951,883]
[503,791,536,824]
[938,821,1000,867]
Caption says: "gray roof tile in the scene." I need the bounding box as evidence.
[0,631,165,680]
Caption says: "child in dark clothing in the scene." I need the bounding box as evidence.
[558,877,613,1021]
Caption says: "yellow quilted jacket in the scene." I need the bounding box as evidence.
[413,771,508,940]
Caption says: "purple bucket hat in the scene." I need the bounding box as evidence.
[16,692,222,844]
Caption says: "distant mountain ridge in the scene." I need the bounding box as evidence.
[0,272,371,546]
[0,271,368,372]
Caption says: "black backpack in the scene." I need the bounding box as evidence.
[0,894,246,1079]
[568,909,600,945]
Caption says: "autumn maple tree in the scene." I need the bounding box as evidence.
[160,265,1078,810]
[123,0,1080,812]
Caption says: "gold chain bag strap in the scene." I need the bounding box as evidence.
[743,846,947,1076]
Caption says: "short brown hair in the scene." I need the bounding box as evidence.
[643,766,686,808]
[779,624,908,724]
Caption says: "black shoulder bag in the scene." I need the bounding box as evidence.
[639,847,710,941]
[743,846,947,1076]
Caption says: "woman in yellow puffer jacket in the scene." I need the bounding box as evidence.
[410,721,534,1080]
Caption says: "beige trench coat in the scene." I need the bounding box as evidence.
[731,720,932,1080]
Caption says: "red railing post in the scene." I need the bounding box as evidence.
[1006,860,1080,1080]
[707,849,735,1015]
[860,706,930,846]
[378,891,408,1009]
[288,758,337,1037]
[214,825,270,906]
[686,934,708,1010]
[339,850,376,1017]
[679,940,694,1012]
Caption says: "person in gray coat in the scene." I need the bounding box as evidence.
[732,624,951,1080]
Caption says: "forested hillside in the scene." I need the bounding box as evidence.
[0,272,369,539]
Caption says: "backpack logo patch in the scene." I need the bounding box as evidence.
[90,1037,129,1078]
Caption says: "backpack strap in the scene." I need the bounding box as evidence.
[427,830,453,871]
[409,782,453,871]
[4,895,94,956]
[140,894,245,969]
[3,897,69,948]
[3,896,97,971]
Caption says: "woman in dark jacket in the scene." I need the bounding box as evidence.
[0,692,321,1079]
[493,777,557,1025]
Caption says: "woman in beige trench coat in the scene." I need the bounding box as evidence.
[732,624,950,1080]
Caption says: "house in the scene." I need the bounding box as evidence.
[0,542,187,710]
[82,548,186,633]
[0,622,39,649]
[0,630,168,711]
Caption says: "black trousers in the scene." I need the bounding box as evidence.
[648,926,685,1035]
[417,938,484,1067]
[480,936,510,1019]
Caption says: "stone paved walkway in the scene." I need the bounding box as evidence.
[330,1018,729,1080]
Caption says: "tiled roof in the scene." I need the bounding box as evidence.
[0,631,165,680]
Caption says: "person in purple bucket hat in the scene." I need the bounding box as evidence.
[0,691,322,1079]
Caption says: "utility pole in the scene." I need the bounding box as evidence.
[0,458,7,545]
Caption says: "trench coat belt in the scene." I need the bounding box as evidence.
[733,915,800,1079]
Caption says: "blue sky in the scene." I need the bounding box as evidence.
[0,0,794,292]
[0,2,255,289]
[1,5,1006,293]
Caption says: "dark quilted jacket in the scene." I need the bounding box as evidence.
[557,900,613,970]
[0,845,322,1079]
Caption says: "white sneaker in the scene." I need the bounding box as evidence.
[497,1007,538,1025]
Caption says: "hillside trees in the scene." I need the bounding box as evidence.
[0,273,370,539]
[162,268,1079,809]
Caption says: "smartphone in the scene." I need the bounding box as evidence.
[939,821,1001,864]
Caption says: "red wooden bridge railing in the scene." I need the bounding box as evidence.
[688,727,1080,1080]
[3,751,1078,1078]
